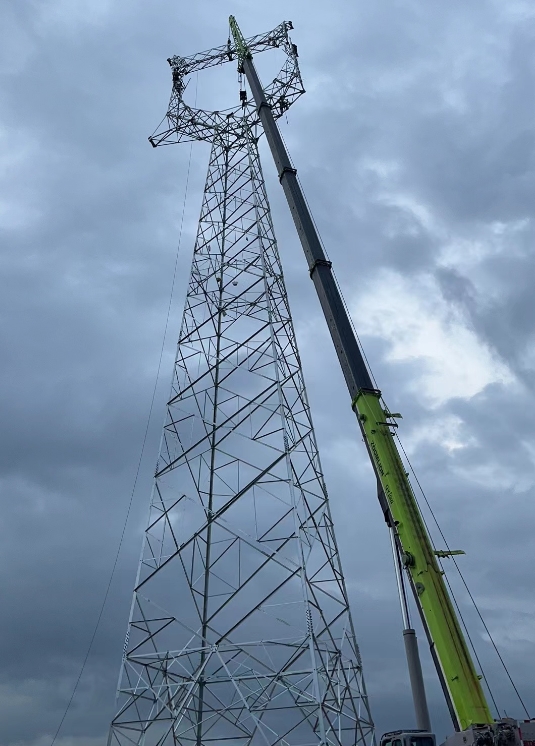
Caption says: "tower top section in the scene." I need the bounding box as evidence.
[149,20,304,147]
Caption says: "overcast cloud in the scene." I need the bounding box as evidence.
[1,1,535,744]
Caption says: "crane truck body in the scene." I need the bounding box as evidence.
[229,15,526,746]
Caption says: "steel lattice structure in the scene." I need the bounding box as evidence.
[109,21,375,746]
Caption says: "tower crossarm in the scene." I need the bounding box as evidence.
[148,20,304,148]
[168,21,294,77]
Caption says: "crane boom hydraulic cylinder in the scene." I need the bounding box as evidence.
[229,15,494,733]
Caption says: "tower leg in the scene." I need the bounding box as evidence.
[108,132,375,746]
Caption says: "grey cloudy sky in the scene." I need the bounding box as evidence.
[1,0,534,744]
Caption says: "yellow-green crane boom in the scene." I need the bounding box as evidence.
[229,14,494,733]
[355,389,492,730]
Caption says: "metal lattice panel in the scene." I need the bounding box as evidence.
[109,21,375,746]
[148,21,304,148]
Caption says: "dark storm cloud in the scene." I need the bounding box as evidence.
[1,1,535,745]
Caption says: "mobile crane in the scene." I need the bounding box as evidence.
[229,16,527,746]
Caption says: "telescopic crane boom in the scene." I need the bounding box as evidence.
[229,16,515,744]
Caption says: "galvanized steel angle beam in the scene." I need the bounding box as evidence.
[149,22,303,148]
[109,20,374,746]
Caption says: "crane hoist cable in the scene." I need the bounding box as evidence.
[394,431,500,715]
[396,433,531,719]
[275,86,529,724]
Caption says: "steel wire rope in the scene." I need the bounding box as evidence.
[392,433,500,715]
[275,120,530,720]
[312,188,503,711]
[395,434,531,719]
[333,270,503,713]
[296,164,498,710]
[49,75,199,746]
[297,169,503,714]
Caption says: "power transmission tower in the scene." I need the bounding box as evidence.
[108,21,375,746]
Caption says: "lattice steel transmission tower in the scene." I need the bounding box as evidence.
[108,21,375,746]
